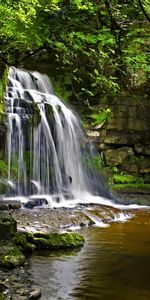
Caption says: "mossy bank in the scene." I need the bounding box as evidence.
[0,230,85,269]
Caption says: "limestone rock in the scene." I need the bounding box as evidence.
[104,147,134,166]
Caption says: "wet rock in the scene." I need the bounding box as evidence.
[11,230,85,252]
[0,200,21,211]
[24,198,48,209]
[29,288,41,299]
[32,231,85,250]
[0,211,17,240]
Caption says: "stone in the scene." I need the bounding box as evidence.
[32,232,85,250]
[24,198,48,209]
[86,130,100,138]
[0,211,17,240]
[121,162,139,173]
[0,200,21,211]
[0,247,25,269]
[104,134,128,145]
[99,143,110,150]
[104,147,134,166]
[138,158,150,173]
[134,144,150,156]
[29,288,41,299]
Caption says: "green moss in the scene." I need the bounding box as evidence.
[0,65,8,115]
[13,231,85,252]
[0,160,8,178]
[13,232,35,252]
[111,183,150,190]
[0,247,25,269]
[111,174,142,184]
[30,102,41,127]
[0,293,5,300]
[110,173,150,190]
[33,232,85,249]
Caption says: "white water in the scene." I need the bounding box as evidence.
[4,67,109,205]
[4,67,150,212]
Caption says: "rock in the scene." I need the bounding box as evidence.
[121,161,139,173]
[0,200,21,210]
[138,158,150,173]
[0,282,5,292]
[99,143,110,150]
[104,147,134,166]
[11,230,85,252]
[24,198,48,209]
[0,211,17,240]
[29,288,41,299]
[13,232,36,252]
[134,144,150,155]
[86,130,100,137]
[0,247,25,269]
[32,232,85,250]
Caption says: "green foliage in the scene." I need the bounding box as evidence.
[84,153,105,170]
[0,65,8,114]
[0,160,8,178]
[109,173,150,190]
[91,108,112,126]
[0,0,149,106]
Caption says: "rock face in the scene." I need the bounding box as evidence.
[89,90,150,174]
[105,147,134,166]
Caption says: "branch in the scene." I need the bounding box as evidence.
[138,0,150,22]
[20,43,47,62]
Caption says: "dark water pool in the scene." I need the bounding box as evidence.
[28,210,150,300]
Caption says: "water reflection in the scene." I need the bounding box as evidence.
[28,210,150,300]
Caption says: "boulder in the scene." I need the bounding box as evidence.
[24,198,48,209]
[104,147,134,166]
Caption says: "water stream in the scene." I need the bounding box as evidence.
[28,210,150,300]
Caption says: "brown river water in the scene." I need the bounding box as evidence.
[28,209,150,300]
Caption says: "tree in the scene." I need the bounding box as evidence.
[0,0,149,105]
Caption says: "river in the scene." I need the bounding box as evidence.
[27,209,150,300]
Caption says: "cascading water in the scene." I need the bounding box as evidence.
[4,67,109,207]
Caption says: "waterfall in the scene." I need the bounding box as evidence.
[4,67,109,206]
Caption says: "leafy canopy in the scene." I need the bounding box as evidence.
[0,0,149,105]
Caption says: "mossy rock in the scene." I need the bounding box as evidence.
[13,231,85,251]
[0,247,25,269]
[13,232,35,252]
[32,232,85,250]
[0,293,5,300]
[0,212,17,240]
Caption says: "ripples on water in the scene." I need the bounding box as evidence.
[28,210,150,300]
